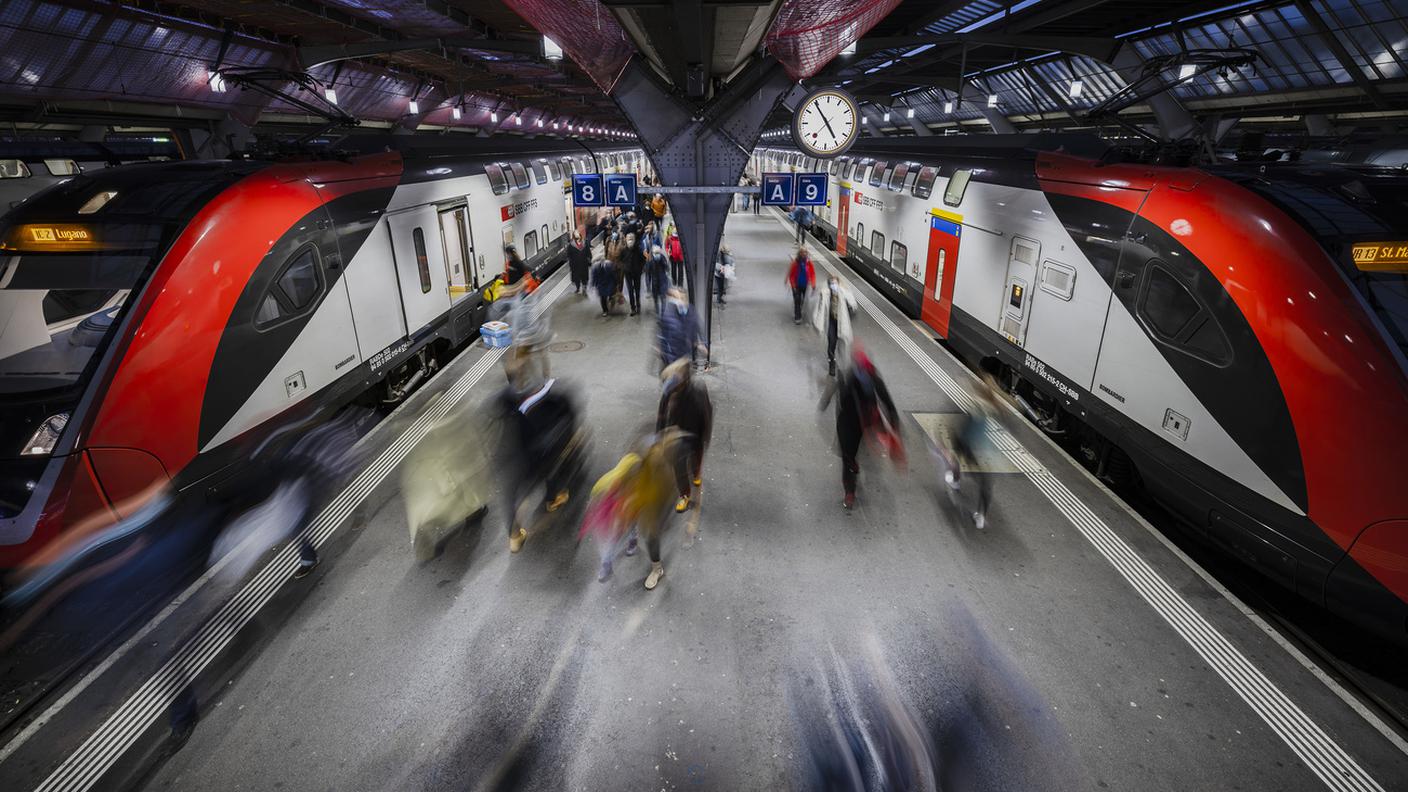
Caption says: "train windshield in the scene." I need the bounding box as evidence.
[0,163,252,460]
[1239,169,1408,361]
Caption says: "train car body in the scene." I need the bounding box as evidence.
[0,138,642,569]
[754,136,1408,640]
[0,138,183,215]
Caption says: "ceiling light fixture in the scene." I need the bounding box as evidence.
[1069,79,1083,98]
[543,36,563,61]
[324,87,338,105]
[883,111,891,122]
[514,115,522,125]
[452,106,462,120]
[944,100,954,113]
[986,94,998,108]
[906,108,915,118]
[1179,63,1197,80]
[408,99,420,114]
[841,41,856,56]
[490,111,499,122]
[208,70,226,93]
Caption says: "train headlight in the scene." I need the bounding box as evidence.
[21,412,69,456]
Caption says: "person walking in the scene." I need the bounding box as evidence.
[666,231,686,289]
[657,287,705,370]
[657,358,713,516]
[947,374,1001,529]
[495,358,580,552]
[590,257,618,317]
[819,347,902,510]
[751,177,761,215]
[645,244,671,316]
[504,244,529,286]
[811,275,857,376]
[623,232,645,316]
[715,245,735,307]
[790,205,814,244]
[504,279,553,382]
[566,229,591,295]
[784,247,816,324]
[651,192,668,222]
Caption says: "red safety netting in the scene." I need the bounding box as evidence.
[500,0,635,94]
[765,0,903,80]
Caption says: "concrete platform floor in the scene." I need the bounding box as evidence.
[113,213,1408,791]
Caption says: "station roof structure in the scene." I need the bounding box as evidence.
[0,0,1403,144]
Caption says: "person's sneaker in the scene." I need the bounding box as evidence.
[675,495,690,513]
[600,312,609,317]
[645,563,665,590]
[624,535,638,556]
[843,493,855,510]
[546,490,570,513]
[692,475,702,487]
[973,511,986,530]
[509,526,528,553]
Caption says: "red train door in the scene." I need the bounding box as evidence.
[836,185,850,255]
[921,208,963,336]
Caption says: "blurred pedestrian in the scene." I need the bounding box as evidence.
[657,357,712,517]
[590,257,618,317]
[567,228,591,295]
[651,192,668,222]
[947,374,1001,529]
[820,346,902,510]
[811,275,857,376]
[784,246,816,324]
[715,245,735,307]
[623,232,645,316]
[504,279,553,383]
[646,244,671,315]
[496,357,582,553]
[401,404,493,563]
[658,287,705,370]
[790,205,814,244]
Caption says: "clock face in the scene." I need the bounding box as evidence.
[793,89,858,158]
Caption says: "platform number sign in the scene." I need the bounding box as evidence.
[572,174,603,207]
[604,173,638,207]
[761,173,794,206]
[795,173,827,206]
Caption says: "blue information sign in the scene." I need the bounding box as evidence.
[761,172,793,206]
[604,173,638,207]
[794,173,828,206]
[572,174,603,207]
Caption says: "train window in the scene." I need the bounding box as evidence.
[255,245,324,329]
[413,228,432,293]
[871,230,885,256]
[1140,261,1231,365]
[541,224,550,245]
[531,161,548,185]
[913,166,938,199]
[870,162,888,188]
[856,223,865,248]
[0,159,31,178]
[523,230,539,259]
[548,162,561,180]
[830,159,841,176]
[44,159,80,176]
[1039,260,1076,301]
[887,163,908,191]
[1184,317,1232,365]
[561,158,575,176]
[854,163,868,183]
[485,164,509,195]
[903,165,919,192]
[510,162,530,189]
[944,169,971,207]
[890,240,908,274]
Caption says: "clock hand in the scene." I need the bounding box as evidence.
[817,108,839,139]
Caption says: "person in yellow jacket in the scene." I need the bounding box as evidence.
[585,430,689,589]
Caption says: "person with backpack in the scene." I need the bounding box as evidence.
[819,346,902,510]
[666,231,686,289]
[657,357,713,516]
[784,247,816,324]
[657,287,705,370]
[790,205,814,244]
[811,275,857,376]
[495,358,581,553]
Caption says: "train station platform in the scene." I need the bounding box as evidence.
[2,211,1405,792]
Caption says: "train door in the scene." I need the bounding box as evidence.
[836,185,851,255]
[387,206,452,334]
[440,206,473,303]
[920,208,962,336]
[998,235,1041,345]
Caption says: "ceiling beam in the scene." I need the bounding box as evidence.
[1291,0,1389,110]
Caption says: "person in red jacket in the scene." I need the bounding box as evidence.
[783,246,815,324]
[666,232,686,288]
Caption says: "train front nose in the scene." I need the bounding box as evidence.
[0,451,111,571]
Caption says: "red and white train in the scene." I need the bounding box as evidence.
[756,136,1408,640]
[0,138,648,570]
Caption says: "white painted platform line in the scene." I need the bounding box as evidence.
[33,276,569,792]
[768,211,1387,792]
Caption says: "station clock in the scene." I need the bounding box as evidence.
[791,87,860,159]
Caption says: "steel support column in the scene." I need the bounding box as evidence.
[610,56,793,354]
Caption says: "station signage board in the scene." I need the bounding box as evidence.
[571,174,603,207]
[761,172,794,206]
[604,173,638,207]
[794,173,828,206]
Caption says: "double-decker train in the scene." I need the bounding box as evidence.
[755,135,1408,641]
[0,137,648,570]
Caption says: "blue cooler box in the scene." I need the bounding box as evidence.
[481,321,512,348]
